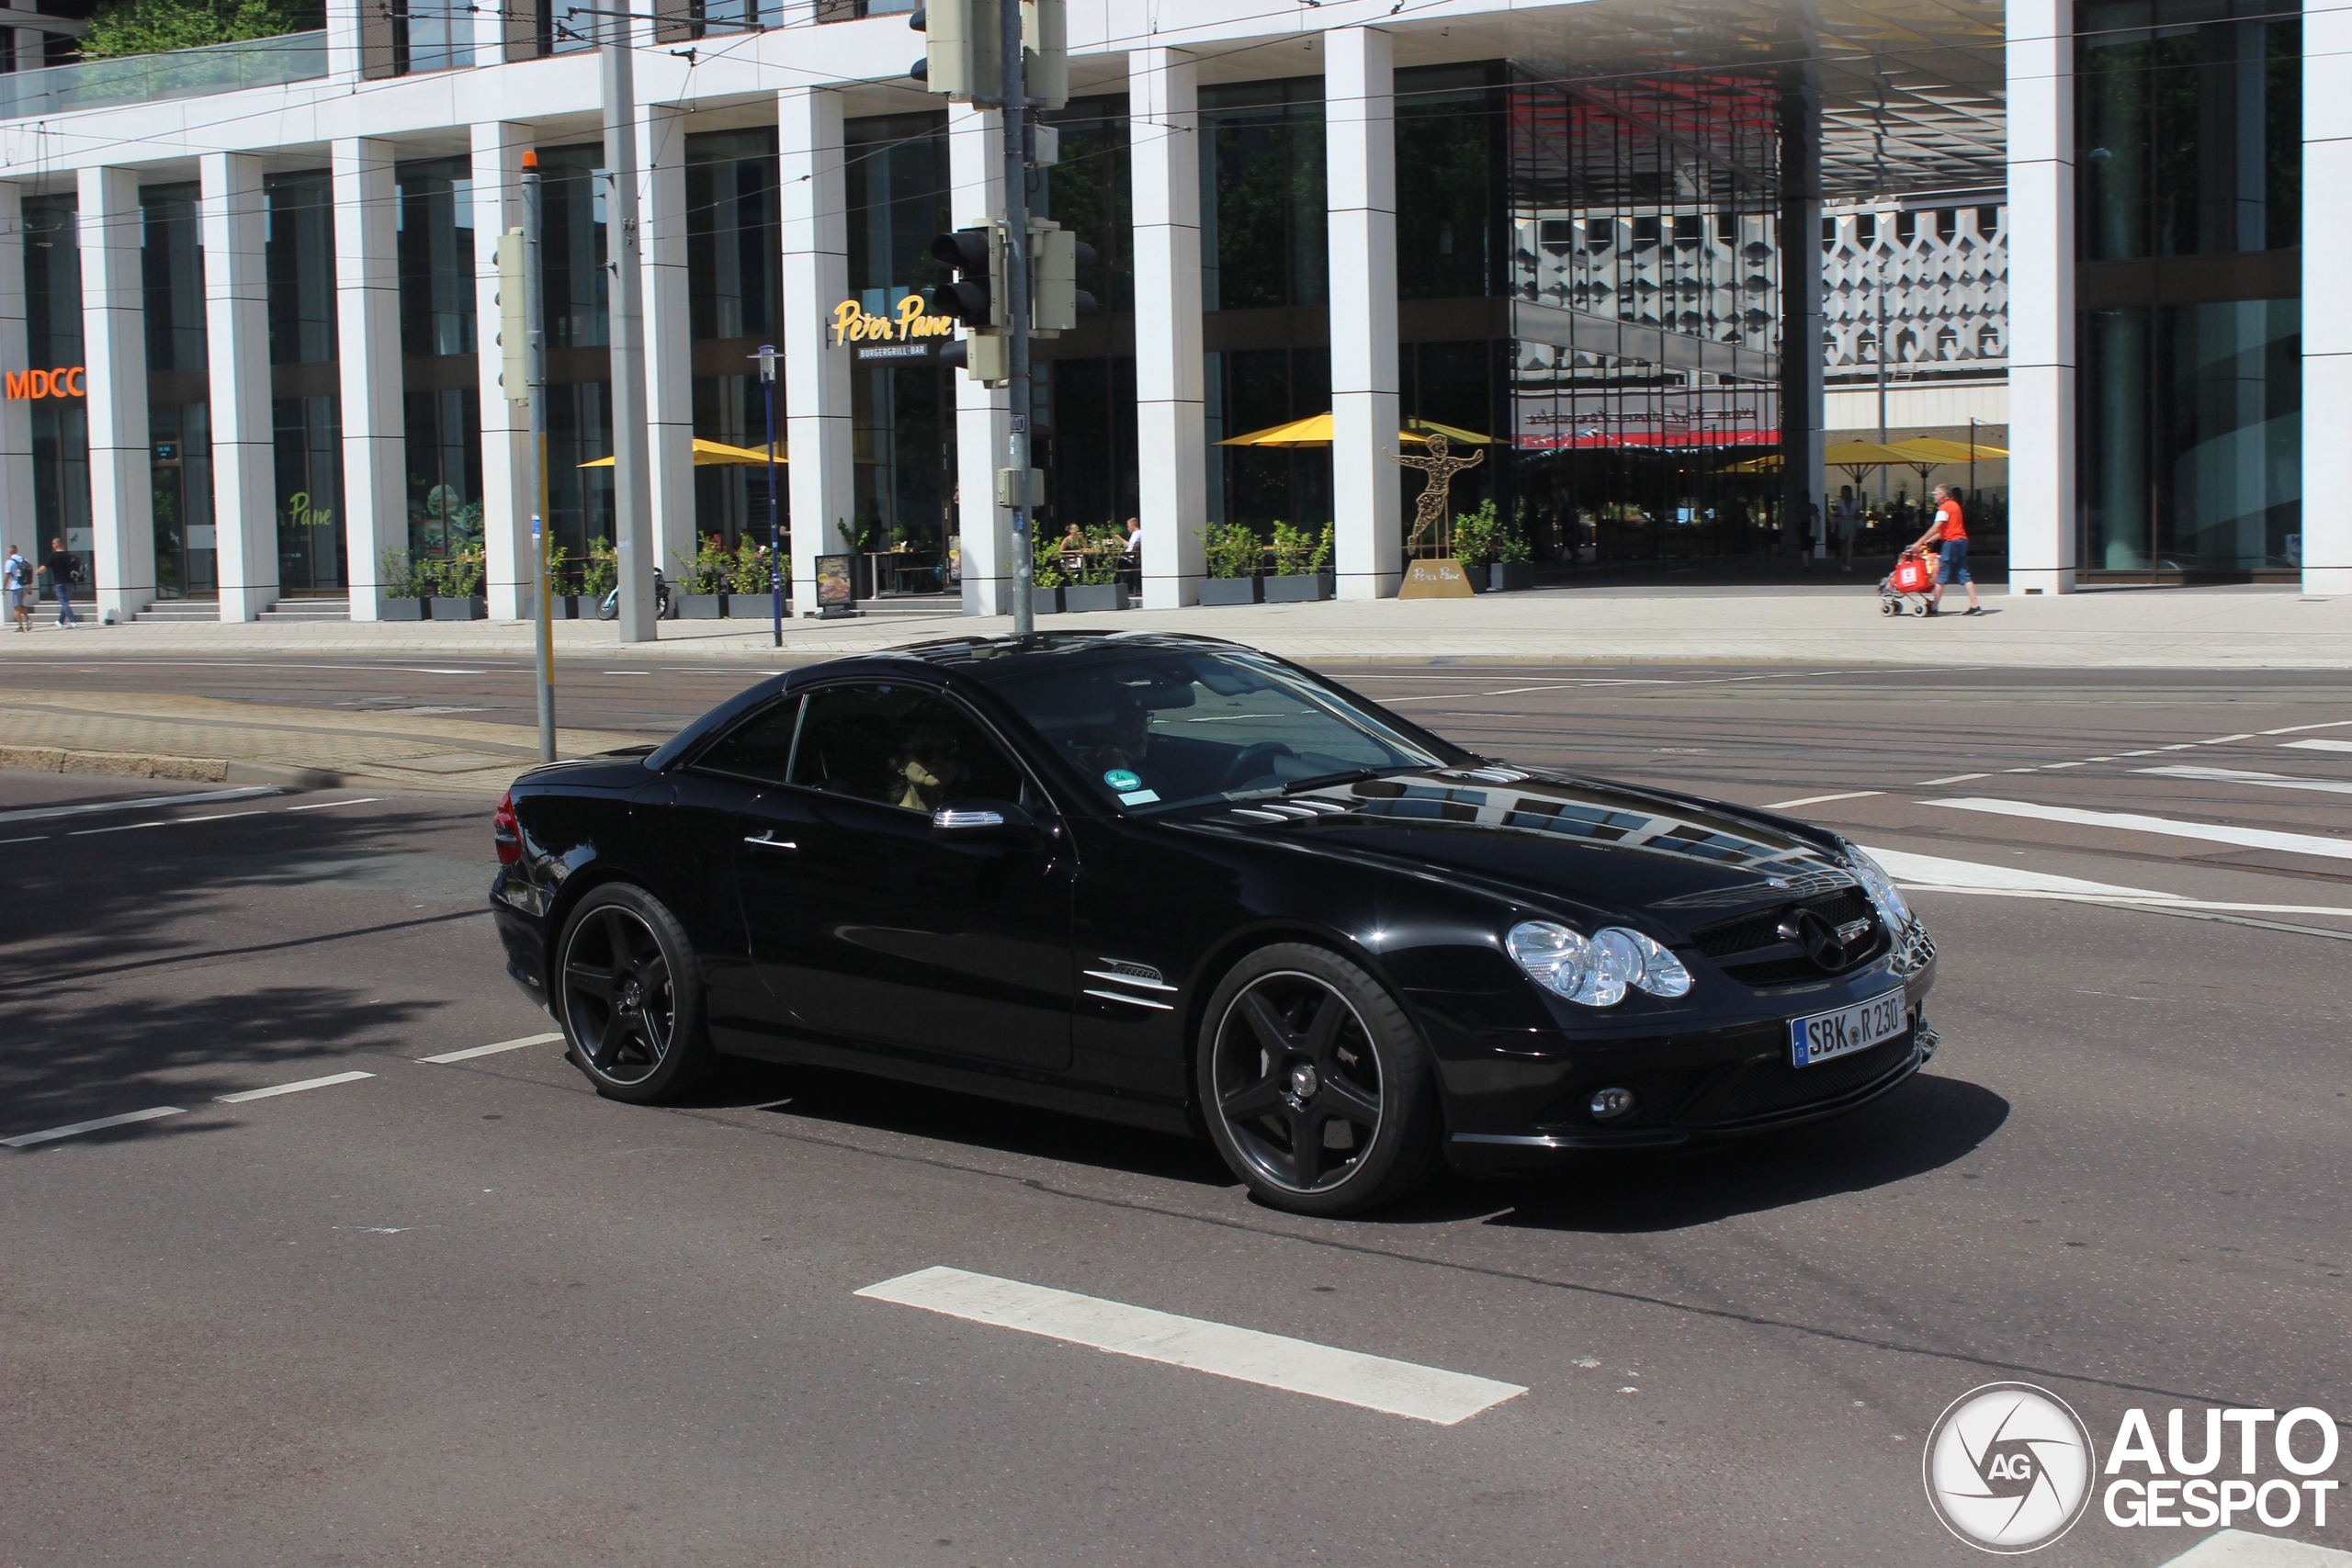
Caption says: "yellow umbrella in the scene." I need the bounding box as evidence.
[579,437,782,468]
[1890,435,2007,462]
[1820,440,1915,467]
[1217,412,1495,447]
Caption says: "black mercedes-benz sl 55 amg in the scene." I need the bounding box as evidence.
[490,631,1938,1215]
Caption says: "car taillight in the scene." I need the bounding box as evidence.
[493,789,521,865]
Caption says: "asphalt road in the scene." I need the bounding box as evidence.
[4,659,2349,1567]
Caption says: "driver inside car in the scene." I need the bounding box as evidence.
[888,725,967,812]
[1074,699,1152,776]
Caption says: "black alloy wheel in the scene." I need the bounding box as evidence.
[555,884,712,1103]
[1197,942,1441,1217]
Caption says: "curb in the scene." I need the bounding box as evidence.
[0,746,351,791]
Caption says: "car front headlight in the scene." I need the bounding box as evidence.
[1508,920,1691,1008]
[1843,845,1913,931]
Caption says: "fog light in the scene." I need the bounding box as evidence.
[1589,1087,1636,1122]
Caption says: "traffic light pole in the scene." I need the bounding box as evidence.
[525,153,555,762]
[1001,0,1035,638]
[601,6,657,643]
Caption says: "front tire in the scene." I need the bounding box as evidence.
[555,883,713,1104]
[1196,942,1442,1217]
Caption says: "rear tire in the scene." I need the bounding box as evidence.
[1196,942,1442,1217]
[554,883,714,1104]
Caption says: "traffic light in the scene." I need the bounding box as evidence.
[1027,218,1096,334]
[1023,0,1066,111]
[927,226,1002,330]
[495,227,530,403]
[909,0,999,102]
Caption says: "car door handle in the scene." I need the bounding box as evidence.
[742,832,797,852]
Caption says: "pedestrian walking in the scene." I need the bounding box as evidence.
[4,541,30,632]
[1833,485,1861,572]
[45,536,79,627]
[1908,483,1981,616]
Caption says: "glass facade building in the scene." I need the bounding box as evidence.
[2077,0,2302,574]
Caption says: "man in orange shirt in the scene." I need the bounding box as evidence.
[1909,482,1981,616]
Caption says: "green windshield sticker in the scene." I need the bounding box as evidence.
[1102,769,1141,792]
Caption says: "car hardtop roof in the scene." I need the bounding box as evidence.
[879,629,1255,674]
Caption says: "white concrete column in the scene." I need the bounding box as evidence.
[78,166,154,623]
[950,101,1013,616]
[2007,0,2076,594]
[2304,0,2352,593]
[642,105,697,584]
[334,139,405,620]
[324,0,363,78]
[1132,47,1206,611]
[0,183,36,558]
[199,152,277,623]
[474,122,534,620]
[780,85,853,619]
[1325,27,1399,599]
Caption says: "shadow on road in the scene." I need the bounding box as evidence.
[698,1057,1238,1189]
[1458,1073,2009,1233]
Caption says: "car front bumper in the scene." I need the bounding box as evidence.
[1416,933,1939,1174]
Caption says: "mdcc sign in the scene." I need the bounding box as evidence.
[6,367,85,400]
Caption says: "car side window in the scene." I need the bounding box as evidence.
[694,695,803,784]
[788,683,1031,813]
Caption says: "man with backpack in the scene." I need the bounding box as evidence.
[4,542,30,632]
[45,536,79,627]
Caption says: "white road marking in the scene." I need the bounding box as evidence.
[2117,749,2162,756]
[0,785,278,826]
[1924,797,2352,863]
[1862,844,2352,918]
[2043,761,2085,769]
[1914,773,1989,785]
[2200,734,2257,744]
[0,834,48,844]
[2284,738,2352,753]
[2139,765,2352,797]
[2262,720,2352,737]
[3,1106,185,1148]
[418,1032,563,1064]
[2158,1527,2352,1566]
[285,797,381,811]
[855,1266,1528,1427]
[173,810,267,823]
[67,820,166,836]
[216,1070,375,1103]
[1761,791,1883,809]
[1860,845,2178,898]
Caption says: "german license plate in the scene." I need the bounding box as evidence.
[1789,989,1909,1067]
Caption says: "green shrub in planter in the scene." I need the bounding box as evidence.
[1200,522,1261,581]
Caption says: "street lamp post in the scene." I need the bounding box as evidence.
[757,344,781,647]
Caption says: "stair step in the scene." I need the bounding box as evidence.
[134,602,223,621]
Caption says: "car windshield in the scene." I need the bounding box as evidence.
[982,646,1464,813]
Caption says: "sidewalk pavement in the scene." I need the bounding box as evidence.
[0,689,645,794]
[3,583,2345,670]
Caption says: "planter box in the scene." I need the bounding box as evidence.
[1063,583,1131,613]
[1262,574,1329,604]
[1199,577,1263,606]
[1029,586,1065,615]
[676,593,726,619]
[1488,562,1537,592]
[379,597,426,621]
[428,596,484,621]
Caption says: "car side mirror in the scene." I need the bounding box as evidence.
[931,797,1049,845]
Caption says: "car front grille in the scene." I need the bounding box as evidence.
[1705,1031,1917,1123]
[1690,887,1884,987]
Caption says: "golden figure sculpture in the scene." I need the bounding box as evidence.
[1385,432,1485,558]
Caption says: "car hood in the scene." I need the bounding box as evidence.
[1179,764,1860,935]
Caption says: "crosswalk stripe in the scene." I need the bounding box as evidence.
[3,1106,186,1148]
[1925,798,2352,863]
[2283,739,2352,753]
[855,1266,1527,1426]
[2136,765,2352,797]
